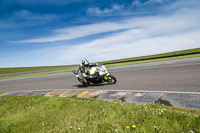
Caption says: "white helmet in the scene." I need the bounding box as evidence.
[82,59,89,67]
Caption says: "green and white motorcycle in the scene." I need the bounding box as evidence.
[72,64,117,87]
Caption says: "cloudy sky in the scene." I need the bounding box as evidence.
[0,0,200,67]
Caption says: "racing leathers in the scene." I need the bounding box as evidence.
[79,63,98,79]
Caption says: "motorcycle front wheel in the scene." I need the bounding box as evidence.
[107,74,117,84]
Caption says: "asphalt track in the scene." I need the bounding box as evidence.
[0,57,200,93]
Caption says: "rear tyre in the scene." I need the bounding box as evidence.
[82,82,88,87]
[78,77,88,87]
[107,74,117,84]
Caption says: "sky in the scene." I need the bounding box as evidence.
[0,0,200,67]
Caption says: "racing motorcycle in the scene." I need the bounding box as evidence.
[72,64,117,87]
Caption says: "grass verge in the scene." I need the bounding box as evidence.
[99,48,200,64]
[106,53,200,67]
[0,69,76,80]
[0,65,78,75]
[0,96,199,133]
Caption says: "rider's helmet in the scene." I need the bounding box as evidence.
[82,59,89,67]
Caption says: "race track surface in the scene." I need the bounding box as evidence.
[0,58,200,93]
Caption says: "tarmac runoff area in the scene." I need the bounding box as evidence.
[1,89,200,110]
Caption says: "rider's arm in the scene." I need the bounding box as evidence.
[82,73,90,79]
[79,66,90,79]
[89,63,98,67]
[82,72,93,79]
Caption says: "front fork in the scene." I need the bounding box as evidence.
[104,73,109,80]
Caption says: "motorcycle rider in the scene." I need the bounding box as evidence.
[72,59,116,87]
[79,59,98,80]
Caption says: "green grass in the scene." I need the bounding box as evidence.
[99,48,200,64]
[0,96,200,133]
[0,69,77,80]
[106,53,200,68]
[0,65,78,75]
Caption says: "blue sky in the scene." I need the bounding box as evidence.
[0,0,200,67]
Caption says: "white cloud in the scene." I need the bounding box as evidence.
[162,0,200,11]
[132,0,167,7]
[16,0,200,43]
[87,7,102,15]
[42,7,200,64]
[13,10,58,20]
[17,21,134,43]
[56,29,200,64]
[87,4,124,15]
[132,0,142,7]
[144,0,166,4]
[15,0,200,65]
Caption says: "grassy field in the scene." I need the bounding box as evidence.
[0,69,77,80]
[0,65,78,75]
[1,48,200,75]
[106,53,200,68]
[99,48,200,64]
[0,96,199,133]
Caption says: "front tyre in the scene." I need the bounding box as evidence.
[107,74,117,84]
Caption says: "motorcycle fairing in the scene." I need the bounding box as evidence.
[72,70,79,75]
[89,67,97,75]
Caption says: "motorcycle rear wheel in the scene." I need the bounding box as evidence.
[107,74,117,84]
[82,82,88,87]
[78,77,89,87]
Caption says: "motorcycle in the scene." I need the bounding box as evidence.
[72,64,117,87]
